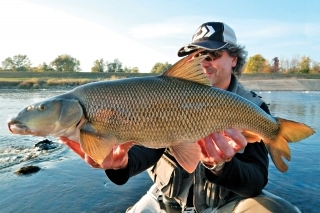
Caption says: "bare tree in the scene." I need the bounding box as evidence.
[271,57,280,73]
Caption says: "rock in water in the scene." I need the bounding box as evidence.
[15,165,41,175]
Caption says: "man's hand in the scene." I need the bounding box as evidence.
[197,129,247,174]
[59,136,134,170]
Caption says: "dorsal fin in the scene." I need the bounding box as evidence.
[162,50,211,86]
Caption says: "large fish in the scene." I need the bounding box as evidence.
[8,53,315,173]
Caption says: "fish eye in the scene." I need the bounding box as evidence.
[38,104,46,111]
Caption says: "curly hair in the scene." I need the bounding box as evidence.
[225,44,248,77]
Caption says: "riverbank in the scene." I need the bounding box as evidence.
[1,72,320,91]
[240,79,320,91]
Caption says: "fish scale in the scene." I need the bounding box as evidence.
[71,76,278,147]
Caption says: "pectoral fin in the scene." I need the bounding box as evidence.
[60,136,85,159]
[79,130,116,164]
[169,142,201,173]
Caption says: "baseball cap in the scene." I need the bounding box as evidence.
[177,22,237,57]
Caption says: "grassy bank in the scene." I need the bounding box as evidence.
[0,71,155,89]
[1,71,320,89]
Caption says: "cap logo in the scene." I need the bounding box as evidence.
[192,25,215,42]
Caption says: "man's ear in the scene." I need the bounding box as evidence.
[231,56,238,67]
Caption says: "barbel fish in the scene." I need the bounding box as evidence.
[8,53,315,173]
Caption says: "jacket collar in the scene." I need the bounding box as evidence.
[227,74,238,93]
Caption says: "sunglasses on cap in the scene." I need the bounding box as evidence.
[193,49,227,61]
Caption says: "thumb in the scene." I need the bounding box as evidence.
[114,141,136,155]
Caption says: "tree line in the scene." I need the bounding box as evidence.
[244,54,320,74]
[0,54,172,74]
[1,54,80,72]
[1,53,319,74]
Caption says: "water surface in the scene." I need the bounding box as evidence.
[0,89,319,212]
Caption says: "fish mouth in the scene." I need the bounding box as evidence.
[8,119,33,135]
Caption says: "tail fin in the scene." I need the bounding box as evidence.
[264,118,315,173]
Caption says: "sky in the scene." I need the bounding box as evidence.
[0,0,319,73]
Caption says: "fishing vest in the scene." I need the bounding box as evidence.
[148,75,264,212]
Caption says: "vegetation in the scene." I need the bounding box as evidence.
[2,54,32,71]
[150,62,172,74]
[0,71,155,89]
[1,70,320,90]
[0,54,141,73]
[91,59,105,72]
[1,53,319,74]
[244,54,270,73]
[244,54,320,74]
[1,53,319,89]
[0,50,319,90]
[50,54,81,72]
[91,58,139,73]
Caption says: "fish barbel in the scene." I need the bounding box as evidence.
[8,53,315,173]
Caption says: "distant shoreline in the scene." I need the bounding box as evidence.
[240,79,320,91]
[1,72,320,91]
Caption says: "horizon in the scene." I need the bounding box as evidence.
[1,0,319,73]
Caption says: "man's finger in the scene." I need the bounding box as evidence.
[112,142,136,168]
[197,134,223,164]
[196,139,209,159]
[114,141,135,155]
[224,129,247,152]
[212,132,235,160]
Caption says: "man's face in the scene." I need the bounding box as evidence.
[200,51,237,90]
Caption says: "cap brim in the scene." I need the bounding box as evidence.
[177,40,228,57]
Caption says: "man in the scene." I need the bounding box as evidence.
[62,22,301,212]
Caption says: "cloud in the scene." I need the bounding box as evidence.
[0,1,173,73]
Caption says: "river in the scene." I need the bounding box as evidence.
[0,89,319,212]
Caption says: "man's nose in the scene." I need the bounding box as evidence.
[201,59,211,68]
